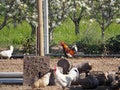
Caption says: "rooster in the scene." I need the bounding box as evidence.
[54,66,79,89]
[32,72,51,89]
[0,45,14,59]
[60,42,78,58]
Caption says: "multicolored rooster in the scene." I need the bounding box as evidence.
[60,41,78,58]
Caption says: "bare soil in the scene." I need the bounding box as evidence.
[0,57,120,90]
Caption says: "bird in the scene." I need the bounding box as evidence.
[68,67,79,80]
[74,62,92,77]
[60,41,78,58]
[0,45,14,59]
[79,75,99,89]
[57,58,70,74]
[32,72,51,89]
[53,66,79,89]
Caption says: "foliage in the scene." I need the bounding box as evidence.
[68,0,91,35]
[0,21,31,47]
[87,0,120,52]
[53,18,120,54]
[0,0,120,54]
[0,0,37,36]
[106,35,120,54]
[0,0,120,41]
[48,0,69,41]
[76,22,103,54]
[22,36,36,54]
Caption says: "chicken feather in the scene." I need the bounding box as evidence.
[60,42,77,58]
[0,45,14,59]
[54,67,79,89]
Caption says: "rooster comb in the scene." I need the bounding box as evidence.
[60,41,65,45]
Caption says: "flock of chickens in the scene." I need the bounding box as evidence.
[0,42,120,90]
[32,65,81,89]
[32,58,120,90]
[32,42,120,90]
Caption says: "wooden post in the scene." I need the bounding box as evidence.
[37,0,44,56]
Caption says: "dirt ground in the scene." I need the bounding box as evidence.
[0,57,120,90]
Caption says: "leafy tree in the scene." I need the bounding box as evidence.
[0,0,37,35]
[0,0,69,41]
[87,0,120,53]
[68,0,91,35]
[48,0,69,41]
[1,0,119,46]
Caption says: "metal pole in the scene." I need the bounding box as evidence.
[0,72,23,78]
[0,78,23,84]
[37,0,44,56]
[44,0,49,54]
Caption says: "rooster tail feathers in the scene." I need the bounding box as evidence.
[71,44,78,52]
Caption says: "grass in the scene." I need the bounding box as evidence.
[53,18,120,46]
[105,23,120,40]
[53,18,77,45]
[0,21,32,48]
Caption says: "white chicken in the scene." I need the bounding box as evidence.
[0,45,14,59]
[54,67,79,89]
[32,72,51,89]
[68,67,80,82]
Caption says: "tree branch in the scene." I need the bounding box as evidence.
[0,0,14,30]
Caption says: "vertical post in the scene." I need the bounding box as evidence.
[37,0,44,56]
[44,0,49,54]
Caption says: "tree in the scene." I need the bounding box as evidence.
[48,0,69,41]
[0,0,37,35]
[87,0,120,53]
[68,0,91,35]
[48,0,91,39]
[0,0,69,41]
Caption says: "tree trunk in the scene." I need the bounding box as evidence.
[74,21,80,35]
[29,22,37,35]
[101,26,106,54]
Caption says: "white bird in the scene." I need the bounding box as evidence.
[32,72,51,89]
[68,67,79,82]
[54,67,79,89]
[0,45,14,59]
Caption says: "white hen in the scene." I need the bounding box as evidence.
[54,67,79,89]
[68,67,79,82]
[0,45,14,59]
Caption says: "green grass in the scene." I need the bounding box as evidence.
[0,18,120,54]
[105,23,120,40]
[0,21,32,48]
[53,18,77,45]
[53,18,120,46]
